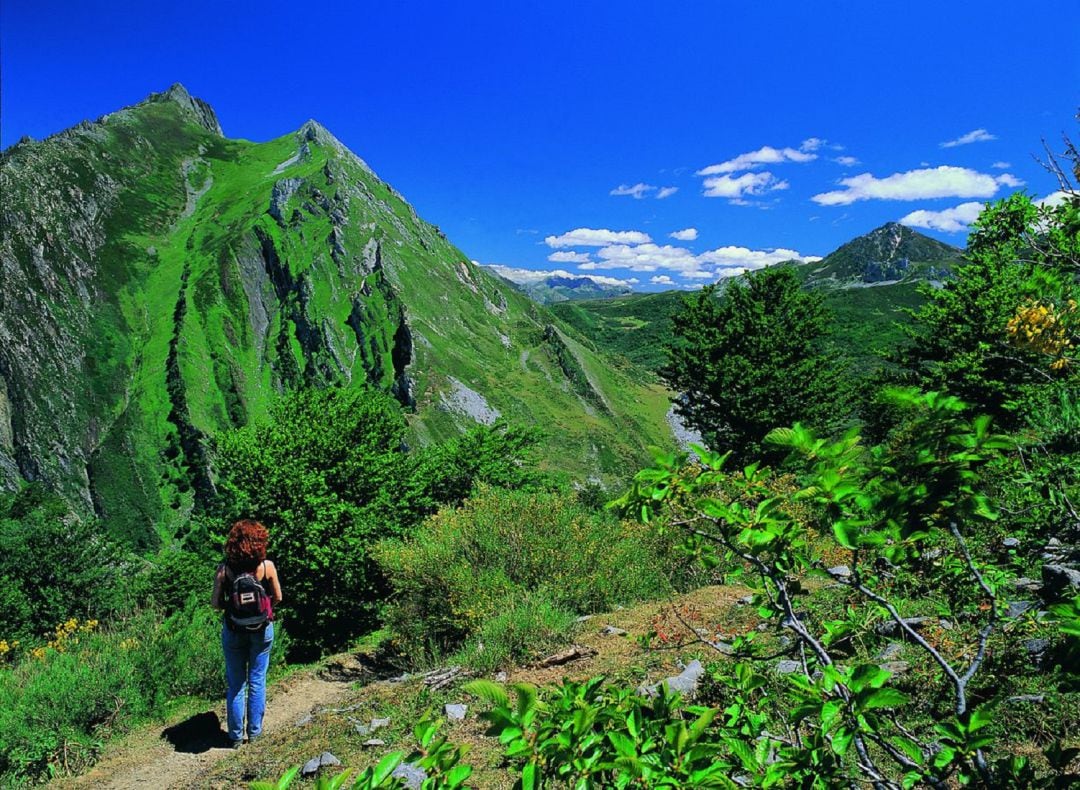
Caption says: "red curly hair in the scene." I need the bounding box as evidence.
[224,519,269,570]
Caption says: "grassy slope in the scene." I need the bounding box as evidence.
[550,290,689,375]
[1,93,674,545]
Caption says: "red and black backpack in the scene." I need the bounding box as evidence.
[224,563,273,631]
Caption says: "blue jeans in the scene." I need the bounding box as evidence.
[222,622,273,742]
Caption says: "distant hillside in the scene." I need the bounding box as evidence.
[555,281,924,381]
[489,268,633,304]
[0,84,674,547]
[550,291,688,374]
[795,222,964,286]
[553,226,949,380]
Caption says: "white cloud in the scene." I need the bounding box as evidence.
[697,145,817,176]
[698,246,821,270]
[991,161,1012,169]
[800,138,825,152]
[483,264,634,288]
[547,251,592,264]
[670,227,698,241]
[656,186,678,199]
[579,241,819,280]
[833,155,860,167]
[610,183,655,199]
[995,173,1025,188]
[1037,191,1073,208]
[898,201,985,233]
[545,228,653,248]
[650,275,676,286]
[702,171,789,200]
[811,166,1020,206]
[589,243,703,275]
[940,128,996,148]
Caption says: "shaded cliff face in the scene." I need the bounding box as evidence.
[0,85,673,547]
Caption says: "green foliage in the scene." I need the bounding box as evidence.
[663,267,850,460]
[453,593,577,675]
[212,386,542,655]
[612,389,1079,786]
[126,547,219,616]
[253,717,472,789]
[375,485,680,666]
[465,677,736,788]
[895,193,1078,427]
[0,601,223,783]
[0,486,133,644]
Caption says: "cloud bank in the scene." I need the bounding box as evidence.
[899,202,985,233]
[544,226,820,282]
[545,228,652,247]
[812,166,1022,206]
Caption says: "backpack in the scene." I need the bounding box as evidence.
[224,564,273,631]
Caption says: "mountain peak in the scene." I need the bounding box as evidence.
[146,83,223,136]
[802,221,965,285]
[294,118,375,175]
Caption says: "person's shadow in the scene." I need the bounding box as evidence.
[161,711,231,753]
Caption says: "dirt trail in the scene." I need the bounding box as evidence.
[57,672,351,790]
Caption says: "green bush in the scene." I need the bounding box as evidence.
[211,386,542,656]
[376,485,679,663]
[0,485,134,644]
[453,593,578,675]
[0,600,230,783]
[127,548,217,616]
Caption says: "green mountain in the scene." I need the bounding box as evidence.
[796,221,964,286]
[0,84,674,547]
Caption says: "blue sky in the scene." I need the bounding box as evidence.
[3,1,1078,291]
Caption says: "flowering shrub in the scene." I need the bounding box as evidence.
[1007,299,1076,369]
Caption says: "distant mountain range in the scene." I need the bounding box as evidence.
[488,268,633,304]
[552,222,967,375]
[501,223,963,307]
[0,85,674,546]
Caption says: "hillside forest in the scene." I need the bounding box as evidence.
[0,90,1079,788]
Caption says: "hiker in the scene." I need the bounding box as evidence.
[211,519,283,748]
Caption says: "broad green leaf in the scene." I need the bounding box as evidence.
[370,751,405,786]
[445,764,473,787]
[688,707,718,742]
[514,683,538,718]
[463,679,510,708]
[521,760,539,790]
[862,688,908,710]
[831,727,854,756]
[832,521,859,550]
[820,700,844,730]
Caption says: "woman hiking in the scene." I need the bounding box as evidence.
[211,519,283,748]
